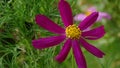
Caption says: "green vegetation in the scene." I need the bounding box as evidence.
[0,0,120,68]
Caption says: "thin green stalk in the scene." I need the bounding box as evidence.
[71,49,75,68]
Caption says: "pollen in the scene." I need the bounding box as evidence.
[85,11,92,16]
[65,24,81,40]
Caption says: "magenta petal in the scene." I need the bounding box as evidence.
[72,40,87,68]
[55,39,72,63]
[32,35,66,49]
[97,12,111,21]
[78,12,98,30]
[82,26,91,32]
[74,14,87,21]
[82,25,105,40]
[87,6,97,12]
[80,38,105,58]
[35,14,65,34]
[59,0,73,27]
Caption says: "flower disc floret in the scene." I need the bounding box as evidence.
[65,24,81,40]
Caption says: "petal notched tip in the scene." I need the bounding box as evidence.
[99,53,105,58]
[82,25,106,40]
[89,12,99,20]
[79,12,99,30]
[80,38,105,58]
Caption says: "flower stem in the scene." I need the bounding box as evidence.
[71,49,75,68]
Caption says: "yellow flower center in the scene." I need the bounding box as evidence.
[85,11,92,16]
[65,24,81,40]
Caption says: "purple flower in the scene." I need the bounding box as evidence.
[74,6,111,22]
[32,0,105,68]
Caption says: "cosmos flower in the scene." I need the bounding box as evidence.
[74,6,111,22]
[32,0,105,68]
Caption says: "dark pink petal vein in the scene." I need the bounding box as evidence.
[82,25,105,40]
[79,12,98,30]
[36,14,65,34]
[55,39,72,63]
[72,40,87,68]
[80,38,105,58]
[32,35,66,49]
[59,0,73,27]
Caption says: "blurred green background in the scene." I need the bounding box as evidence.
[0,0,120,68]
